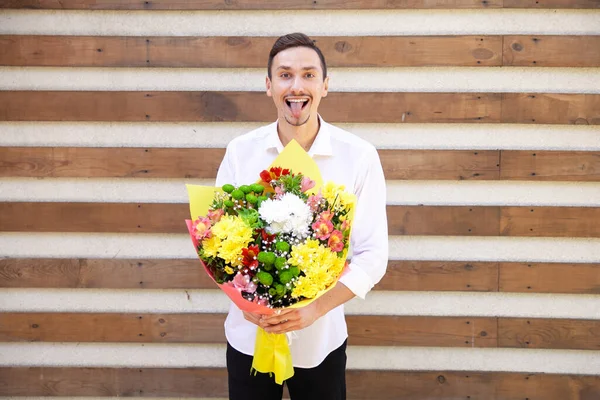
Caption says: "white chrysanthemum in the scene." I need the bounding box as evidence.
[258,193,312,238]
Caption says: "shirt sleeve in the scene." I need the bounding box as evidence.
[337,146,388,299]
[215,142,237,187]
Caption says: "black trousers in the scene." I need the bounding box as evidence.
[226,340,347,400]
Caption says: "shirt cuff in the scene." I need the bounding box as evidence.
[337,263,373,300]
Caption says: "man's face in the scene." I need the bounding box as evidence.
[266,46,329,127]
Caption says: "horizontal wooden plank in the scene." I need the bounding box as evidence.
[0,35,503,67]
[0,259,500,292]
[503,36,600,67]
[0,148,502,180]
[499,318,600,351]
[0,91,502,123]
[3,203,598,237]
[499,262,600,294]
[502,93,600,125]
[376,260,499,292]
[501,207,600,238]
[503,0,600,8]
[387,205,500,236]
[0,0,505,10]
[5,0,599,9]
[500,151,600,181]
[1,368,598,399]
[0,147,225,178]
[0,313,497,348]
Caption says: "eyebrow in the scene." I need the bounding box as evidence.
[276,65,319,71]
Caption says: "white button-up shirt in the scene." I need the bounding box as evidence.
[215,117,388,368]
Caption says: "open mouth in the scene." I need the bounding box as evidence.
[285,98,309,116]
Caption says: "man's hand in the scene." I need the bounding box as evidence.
[242,311,262,326]
[259,302,321,334]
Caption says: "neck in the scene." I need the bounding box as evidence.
[277,114,320,152]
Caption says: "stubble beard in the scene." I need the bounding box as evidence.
[284,113,311,127]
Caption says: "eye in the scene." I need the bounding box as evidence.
[280,73,291,78]
[305,73,315,78]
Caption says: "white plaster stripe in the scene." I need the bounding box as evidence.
[0,233,599,262]
[0,343,598,375]
[2,178,600,207]
[2,67,600,94]
[0,289,598,319]
[1,122,599,151]
[0,10,598,36]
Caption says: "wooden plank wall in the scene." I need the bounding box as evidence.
[0,2,599,399]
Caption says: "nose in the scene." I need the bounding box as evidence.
[290,75,304,95]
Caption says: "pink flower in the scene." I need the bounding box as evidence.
[327,230,344,252]
[319,210,334,221]
[312,219,334,240]
[340,219,351,232]
[307,194,322,212]
[274,186,284,199]
[231,272,257,294]
[253,296,269,306]
[207,208,224,223]
[192,217,212,240]
[301,177,316,193]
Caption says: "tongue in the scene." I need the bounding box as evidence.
[290,101,304,118]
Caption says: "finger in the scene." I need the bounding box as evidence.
[264,320,298,334]
[262,310,298,325]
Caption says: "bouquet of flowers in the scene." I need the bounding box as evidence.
[185,140,355,384]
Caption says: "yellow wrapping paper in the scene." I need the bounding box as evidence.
[186,139,354,385]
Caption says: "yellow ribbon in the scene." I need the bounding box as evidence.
[251,327,294,384]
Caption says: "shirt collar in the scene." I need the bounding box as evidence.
[265,115,333,157]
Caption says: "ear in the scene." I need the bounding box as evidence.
[266,76,272,97]
[322,76,329,98]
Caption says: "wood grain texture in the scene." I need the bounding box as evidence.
[500,151,600,181]
[375,260,499,292]
[502,93,600,125]
[0,313,496,347]
[0,91,502,123]
[499,318,600,351]
[1,368,599,399]
[0,35,503,67]
[503,0,600,8]
[0,258,499,292]
[501,207,600,238]
[0,258,216,289]
[0,0,505,10]
[4,203,597,237]
[379,149,500,180]
[503,36,600,67]
[0,148,502,180]
[499,262,600,294]
[0,147,225,178]
[388,205,500,236]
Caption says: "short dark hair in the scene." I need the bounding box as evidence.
[267,33,327,81]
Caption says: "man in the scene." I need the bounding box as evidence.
[215,32,388,400]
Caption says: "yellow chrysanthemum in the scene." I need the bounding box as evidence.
[224,266,234,274]
[204,215,254,267]
[202,235,221,258]
[288,239,345,299]
[321,181,354,211]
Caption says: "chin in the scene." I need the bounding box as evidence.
[284,115,311,127]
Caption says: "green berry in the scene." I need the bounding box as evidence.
[250,184,265,194]
[289,266,300,277]
[257,271,273,286]
[239,185,252,194]
[257,251,276,266]
[246,194,258,204]
[279,271,293,284]
[222,184,235,193]
[275,284,285,296]
[231,189,244,200]
[275,241,290,253]
[224,200,234,208]
[275,257,287,270]
[268,288,277,296]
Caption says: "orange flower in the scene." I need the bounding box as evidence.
[327,230,344,252]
